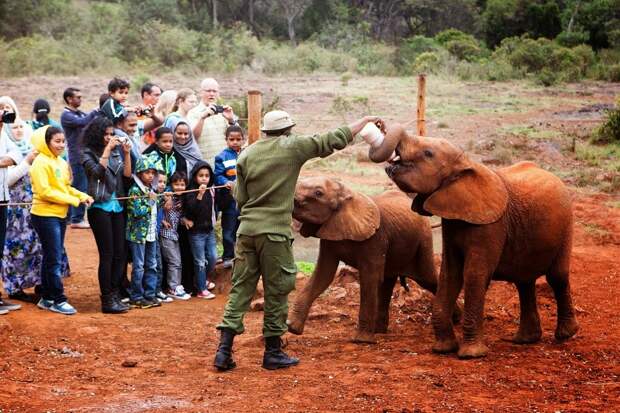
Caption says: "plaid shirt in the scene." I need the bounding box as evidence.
[160,197,183,241]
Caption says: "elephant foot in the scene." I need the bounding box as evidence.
[286,318,305,335]
[555,318,579,341]
[457,342,488,359]
[352,331,377,344]
[512,326,542,344]
[432,338,459,354]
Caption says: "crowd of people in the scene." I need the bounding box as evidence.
[0,76,379,370]
[0,77,242,315]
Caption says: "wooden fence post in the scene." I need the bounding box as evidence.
[247,90,262,145]
[417,74,426,136]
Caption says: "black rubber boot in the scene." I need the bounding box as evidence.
[262,336,299,370]
[214,328,237,371]
[101,294,128,314]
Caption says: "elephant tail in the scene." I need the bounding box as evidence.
[399,276,410,292]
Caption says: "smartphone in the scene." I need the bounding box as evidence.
[1,111,16,124]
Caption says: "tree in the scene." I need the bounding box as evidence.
[276,0,313,46]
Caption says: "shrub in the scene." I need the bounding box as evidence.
[412,52,442,74]
[592,101,620,144]
[556,30,590,47]
[395,35,440,68]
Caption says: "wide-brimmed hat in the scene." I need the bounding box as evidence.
[261,110,295,132]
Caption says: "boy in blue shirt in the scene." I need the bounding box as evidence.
[214,126,245,269]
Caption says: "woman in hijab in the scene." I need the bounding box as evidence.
[0,119,70,303]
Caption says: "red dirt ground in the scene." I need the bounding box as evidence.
[0,76,619,412]
[0,191,618,412]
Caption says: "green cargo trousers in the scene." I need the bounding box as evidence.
[217,234,298,338]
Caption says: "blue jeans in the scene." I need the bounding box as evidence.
[221,203,240,260]
[155,240,163,294]
[31,215,68,304]
[0,205,6,297]
[70,162,87,224]
[189,231,217,292]
[128,240,158,301]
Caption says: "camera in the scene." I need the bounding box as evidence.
[211,104,225,114]
[0,111,16,124]
[116,136,128,144]
[141,107,152,116]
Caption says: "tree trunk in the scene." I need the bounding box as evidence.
[287,15,296,47]
[212,0,218,29]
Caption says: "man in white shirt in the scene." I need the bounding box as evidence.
[0,110,23,313]
[187,78,237,164]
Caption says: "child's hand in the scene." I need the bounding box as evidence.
[148,192,158,201]
[82,197,94,207]
[25,150,38,165]
[122,140,132,154]
[225,181,234,190]
[183,218,194,229]
[197,184,207,199]
[162,220,171,229]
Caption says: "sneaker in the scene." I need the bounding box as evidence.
[156,291,173,303]
[9,290,36,303]
[0,309,8,315]
[197,290,216,300]
[207,281,216,290]
[129,299,155,309]
[121,297,130,304]
[49,301,77,315]
[70,221,90,229]
[0,298,22,312]
[37,298,54,310]
[168,286,191,301]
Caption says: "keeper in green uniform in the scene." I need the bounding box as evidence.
[214,110,381,371]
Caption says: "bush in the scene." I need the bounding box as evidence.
[556,30,590,47]
[412,52,442,74]
[395,35,440,68]
[592,101,620,144]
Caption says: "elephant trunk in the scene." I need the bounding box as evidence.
[368,122,408,163]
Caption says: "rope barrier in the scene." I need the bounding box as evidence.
[0,185,230,208]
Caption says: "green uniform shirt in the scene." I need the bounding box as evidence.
[234,126,353,238]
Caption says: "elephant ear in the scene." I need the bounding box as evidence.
[423,159,508,225]
[316,188,381,241]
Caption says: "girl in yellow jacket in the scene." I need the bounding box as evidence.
[29,125,93,315]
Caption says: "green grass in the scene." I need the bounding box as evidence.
[498,124,561,141]
[345,182,387,196]
[575,143,620,170]
[296,261,316,275]
[304,155,385,177]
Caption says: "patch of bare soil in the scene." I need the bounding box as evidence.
[0,192,618,413]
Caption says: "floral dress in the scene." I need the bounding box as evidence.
[1,173,70,294]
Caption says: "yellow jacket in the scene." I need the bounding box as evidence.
[29,126,89,218]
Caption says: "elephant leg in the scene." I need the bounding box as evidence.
[457,250,497,359]
[512,281,542,344]
[375,276,397,334]
[431,246,463,354]
[413,237,438,294]
[352,262,384,344]
[546,242,579,341]
[287,246,339,335]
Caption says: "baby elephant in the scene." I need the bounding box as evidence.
[288,176,439,343]
[370,125,579,358]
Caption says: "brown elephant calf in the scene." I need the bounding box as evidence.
[287,176,439,343]
[369,124,579,358]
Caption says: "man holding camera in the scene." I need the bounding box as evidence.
[187,78,237,164]
[0,108,24,314]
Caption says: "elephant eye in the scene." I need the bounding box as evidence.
[315,190,323,197]
[423,149,433,158]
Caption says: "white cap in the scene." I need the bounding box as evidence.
[261,110,295,132]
